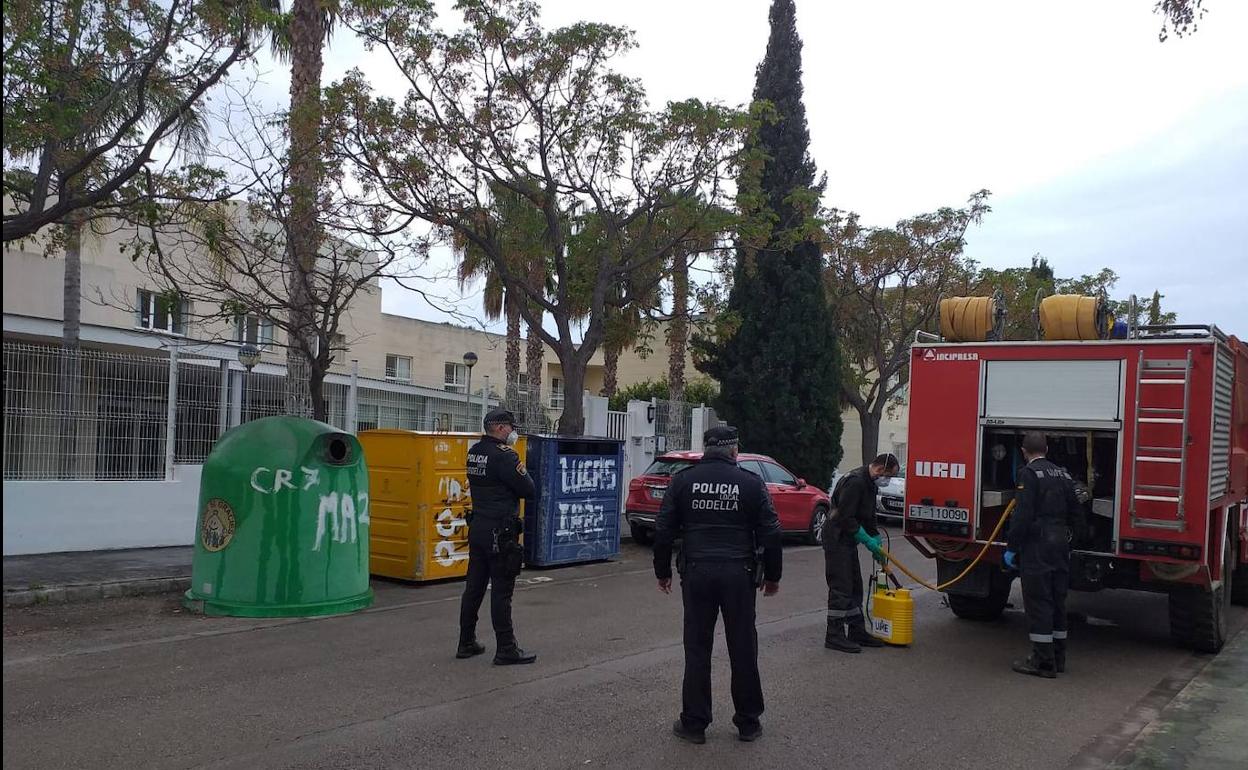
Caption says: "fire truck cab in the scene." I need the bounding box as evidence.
[904,322,1248,653]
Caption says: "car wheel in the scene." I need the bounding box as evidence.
[808,505,829,546]
[629,522,653,546]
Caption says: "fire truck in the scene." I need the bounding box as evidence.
[903,311,1248,653]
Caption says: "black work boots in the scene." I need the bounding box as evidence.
[1011,643,1058,679]
[493,643,537,665]
[455,637,486,659]
[824,619,861,653]
[1054,639,1067,673]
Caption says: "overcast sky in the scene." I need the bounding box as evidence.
[290,0,1247,333]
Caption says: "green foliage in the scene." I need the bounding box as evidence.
[694,0,843,483]
[608,378,719,412]
[332,0,746,434]
[2,0,267,242]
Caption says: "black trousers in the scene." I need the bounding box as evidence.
[680,560,763,732]
[1020,564,1070,645]
[824,536,865,629]
[458,541,518,645]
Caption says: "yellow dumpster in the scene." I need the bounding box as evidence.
[358,430,527,582]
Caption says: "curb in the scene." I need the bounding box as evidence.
[4,576,192,608]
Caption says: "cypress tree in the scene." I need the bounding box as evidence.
[695,0,844,484]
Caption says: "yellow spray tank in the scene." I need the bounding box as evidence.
[868,568,914,646]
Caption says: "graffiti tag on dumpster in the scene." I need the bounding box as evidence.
[434,507,470,567]
[313,492,370,551]
[555,501,606,541]
[558,457,617,494]
[249,466,321,494]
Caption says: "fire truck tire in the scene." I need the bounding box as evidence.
[947,571,1012,621]
[1169,528,1232,653]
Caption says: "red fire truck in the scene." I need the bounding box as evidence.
[903,323,1248,652]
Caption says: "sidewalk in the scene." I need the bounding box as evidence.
[3,546,192,607]
[1108,626,1248,768]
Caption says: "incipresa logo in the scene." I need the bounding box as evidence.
[913,461,967,479]
[921,349,979,362]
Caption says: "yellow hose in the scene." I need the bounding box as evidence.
[1038,295,1108,340]
[939,296,997,342]
[881,500,1015,591]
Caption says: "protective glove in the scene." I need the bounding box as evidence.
[853,526,874,547]
[870,547,888,565]
[1003,550,1017,570]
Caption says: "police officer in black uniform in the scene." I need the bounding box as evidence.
[654,425,782,745]
[457,408,538,665]
[1004,432,1085,678]
[823,453,898,653]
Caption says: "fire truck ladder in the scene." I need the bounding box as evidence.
[1129,350,1193,531]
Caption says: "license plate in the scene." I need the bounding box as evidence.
[649,487,665,500]
[908,504,970,523]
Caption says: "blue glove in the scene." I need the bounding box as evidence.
[1003,550,1017,570]
[853,526,874,547]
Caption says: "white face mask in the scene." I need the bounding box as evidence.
[506,430,519,446]
[875,476,891,489]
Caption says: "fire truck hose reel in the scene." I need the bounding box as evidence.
[939,296,1001,342]
[1038,294,1111,341]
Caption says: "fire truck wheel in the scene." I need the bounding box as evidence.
[947,570,1012,621]
[1169,527,1232,653]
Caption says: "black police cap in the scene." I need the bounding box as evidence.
[483,407,516,428]
[703,425,739,447]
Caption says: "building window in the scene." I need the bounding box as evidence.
[386,354,412,383]
[135,289,186,334]
[513,372,530,396]
[444,362,467,393]
[234,314,274,346]
[549,377,564,409]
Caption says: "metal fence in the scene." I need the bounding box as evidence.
[607,410,628,440]
[2,342,510,481]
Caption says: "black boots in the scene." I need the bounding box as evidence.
[1012,643,1058,679]
[848,623,886,648]
[1054,639,1067,674]
[672,720,706,745]
[456,637,486,659]
[493,642,537,665]
[824,619,861,653]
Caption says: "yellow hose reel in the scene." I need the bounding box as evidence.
[1038,294,1112,341]
[939,293,1005,342]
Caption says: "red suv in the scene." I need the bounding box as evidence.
[625,451,831,546]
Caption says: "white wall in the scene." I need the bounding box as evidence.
[2,465,201,555]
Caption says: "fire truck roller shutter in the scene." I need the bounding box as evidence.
[1039,295,1112,341]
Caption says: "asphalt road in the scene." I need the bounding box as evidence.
[4,532,1245,770]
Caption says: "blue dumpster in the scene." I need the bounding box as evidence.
[522,436,624,566]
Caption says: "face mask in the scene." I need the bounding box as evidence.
[506,430,519,446]
[875,477,891,488]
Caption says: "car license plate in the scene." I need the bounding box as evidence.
[649,487,665,500]
[908,504,969,523]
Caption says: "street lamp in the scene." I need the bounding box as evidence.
[238,344,261,423]
[462,351,478,411]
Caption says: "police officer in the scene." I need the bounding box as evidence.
[654,425,782,745]
[1004,432,1085,678]
[823,453,898,653]
[457,408,538,665]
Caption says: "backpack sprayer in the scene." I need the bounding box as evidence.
[864,500,1017,646]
